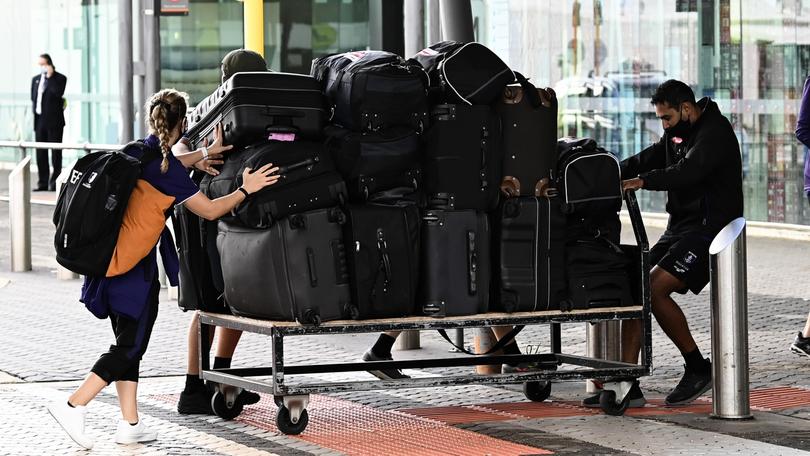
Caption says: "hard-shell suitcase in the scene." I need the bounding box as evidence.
[217,208,353,324]
[421,210,490,317]
[495,196,566,312]
[343,203,420,319]
[498,82,559,197]
[410,41,515,106]
[325,125,422,202]
[423,104,502,211]
[233,141,347,228]
[186,72,327,148]
[311,51,429,132]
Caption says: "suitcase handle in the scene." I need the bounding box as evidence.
[514,72,543,109]
[479,127,489,189]
[306,247,318,287]
[277,156,319,176]
[376,229,392,292]
[466,230,477,295]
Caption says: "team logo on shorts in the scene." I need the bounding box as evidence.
[684,251,697,265]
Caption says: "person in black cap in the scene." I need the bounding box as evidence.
[172,49,270,415]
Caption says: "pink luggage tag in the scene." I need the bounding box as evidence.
[269,132,296,142]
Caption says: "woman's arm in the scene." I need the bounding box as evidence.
[183,162,280,220]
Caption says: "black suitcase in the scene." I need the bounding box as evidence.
[420,210,490,317]
[495,196,567,313]
[217,208,353,324]
[186,72,327,148]
[233,141,347,228]
[325,125,422,202]
[343,203,420,319]
[410,41,515,106]
[497,82,559,197]
[311,51,429,132]
[173,203,226,313]
[423,104,502,211]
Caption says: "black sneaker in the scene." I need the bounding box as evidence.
[362,349,410,380]
[177,388,214,415]
[791,332,810,358]
[582,381,646,408]
[665,362,712,406]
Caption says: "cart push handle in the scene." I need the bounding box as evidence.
[624,190,648,251]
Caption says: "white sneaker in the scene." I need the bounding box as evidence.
[47,400,95,450]
[114,419,157,444]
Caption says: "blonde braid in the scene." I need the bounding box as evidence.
[145,89,189,174]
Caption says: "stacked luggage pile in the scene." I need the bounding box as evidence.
[177,41,636,325]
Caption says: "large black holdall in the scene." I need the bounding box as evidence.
[494,196,567,312]
[173,202,227,313]
[410,41,515,105]
[497,82,559,197]
[229,140,347,228]
[423,104,502,211]
[556,137,623,218]
[420,210,490,317]
[343,203,420,319]
[311,51,429,132]
[186,72,327,148]
[217,208,353,324]
[324,125,422,202]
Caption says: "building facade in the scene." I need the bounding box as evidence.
[1,0,809,224]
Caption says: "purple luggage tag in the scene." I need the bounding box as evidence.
[269,132,296,142]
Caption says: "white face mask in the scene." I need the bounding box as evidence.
[40,66,48,74]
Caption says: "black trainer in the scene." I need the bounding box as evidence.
[206,381,261,406]
[362,349,410,380]
[177,388,214,415]
[791,332,810,358]
[665,362,712,406]
[582,381,646,408]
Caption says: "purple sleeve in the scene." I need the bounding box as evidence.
[142,154,200,205]
[799,77,810,195]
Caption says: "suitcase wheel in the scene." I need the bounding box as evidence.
[301,309,322,326]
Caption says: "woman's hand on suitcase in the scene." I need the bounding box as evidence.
[241,163,281,194]
[197,124,234,176]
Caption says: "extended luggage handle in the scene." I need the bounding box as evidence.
[436,325,525,356]
[466,230,478,295]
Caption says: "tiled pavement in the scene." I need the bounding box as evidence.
[3,200,810,454]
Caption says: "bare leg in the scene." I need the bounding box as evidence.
[383,331,401,339]
[187,312,216,376]
[621,319,642,364]
[115,381,139,423]
[215,328,243,358]
[68,373,108,407]
[802,313,810,338]
[490,326,512,340]
[649,266,697,354]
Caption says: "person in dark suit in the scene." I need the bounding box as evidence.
[31,53,67,191]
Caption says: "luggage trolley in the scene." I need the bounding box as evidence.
[197,191,652,434]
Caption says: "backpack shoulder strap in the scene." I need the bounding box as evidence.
[122,140,163,166]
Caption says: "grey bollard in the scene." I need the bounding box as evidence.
[585,320,622,393]
[709,217,752,420]
[9,157,32,272]
[55,169,79,280]
[394,330,421,350]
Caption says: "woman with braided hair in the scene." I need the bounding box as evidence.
[47,88,280,449]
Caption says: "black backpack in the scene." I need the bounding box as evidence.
[556,137,623,219]
[53,142,161,277]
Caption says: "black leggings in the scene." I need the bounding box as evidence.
[91,278,160,383]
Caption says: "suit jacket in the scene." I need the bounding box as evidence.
[31,71,67,130]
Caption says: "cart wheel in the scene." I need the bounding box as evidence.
[211,391,244,420]
[599,390,630,416]
[523,381,552,402]
[276,406,309,435]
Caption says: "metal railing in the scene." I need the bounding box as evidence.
[0,140,121,158]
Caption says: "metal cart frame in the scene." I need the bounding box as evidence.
[198,192,652,434]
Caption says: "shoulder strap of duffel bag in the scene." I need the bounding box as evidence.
[436,325,525,355]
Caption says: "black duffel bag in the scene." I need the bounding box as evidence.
[325,125,422,202]
[311,50,429,132]
[410,41,515,106]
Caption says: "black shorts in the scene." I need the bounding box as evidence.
[649,230,713,295]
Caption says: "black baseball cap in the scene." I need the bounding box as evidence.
[221,49,268,81]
